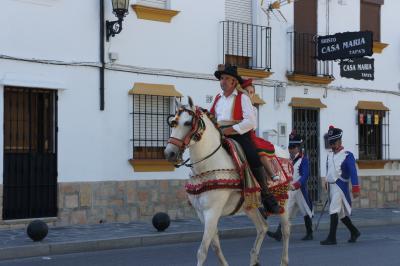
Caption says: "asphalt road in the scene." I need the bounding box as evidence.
[1,225,399,266]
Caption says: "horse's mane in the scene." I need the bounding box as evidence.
[197,107,224,138]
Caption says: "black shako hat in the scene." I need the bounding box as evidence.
[214,65,243,84]
[327,125,343,144]
[288,131,303,149]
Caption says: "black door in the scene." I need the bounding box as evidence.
[3,87,58,219]
[292,108,321,202]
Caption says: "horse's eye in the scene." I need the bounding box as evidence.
[184,121,192,127]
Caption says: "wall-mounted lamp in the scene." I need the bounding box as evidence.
[106,0,130,42]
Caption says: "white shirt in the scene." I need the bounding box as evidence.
[326,149,347,183]
[214,89,256,135]
[252,106,258,130]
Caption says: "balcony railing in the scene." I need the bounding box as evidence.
[287,32,333,77]
[221,21,271,71]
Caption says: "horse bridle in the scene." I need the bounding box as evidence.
[167,107,221,168]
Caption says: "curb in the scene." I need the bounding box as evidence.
[1,217,399,261]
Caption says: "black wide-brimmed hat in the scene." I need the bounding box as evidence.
[327,125,343,144]
[214,65,243,84]
[288,131,303,149]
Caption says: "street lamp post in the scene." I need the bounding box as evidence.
[106,0,130,41]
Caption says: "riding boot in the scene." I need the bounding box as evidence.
[301,215,313,240]
[252,167,280,214]
[267,224,282,242]
[320,213,338,245]
[341,216,361,243]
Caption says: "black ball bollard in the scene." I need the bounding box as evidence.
[152,212,170,232]
[27,220,48,242]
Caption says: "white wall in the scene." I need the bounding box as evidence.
[1,0,400,183]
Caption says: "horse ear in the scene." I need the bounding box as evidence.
[188,96,195,111]
[175,97,181,111]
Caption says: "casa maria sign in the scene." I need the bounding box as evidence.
[340,58,374,81]
[317,31,373,61]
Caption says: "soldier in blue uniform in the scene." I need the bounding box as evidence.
[267,132,314,241]
[320,126,361,245]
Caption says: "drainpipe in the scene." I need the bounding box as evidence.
[100,0,105,110]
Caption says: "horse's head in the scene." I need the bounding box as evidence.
[164,97,205,162]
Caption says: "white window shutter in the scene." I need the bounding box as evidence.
[224,0,253,59]
[137,0,167,9]
[225,0,252,24]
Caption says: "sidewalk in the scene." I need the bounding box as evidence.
[0,208,399,261]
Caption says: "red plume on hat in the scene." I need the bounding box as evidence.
[241,78,253,89]
[329,125,335,129]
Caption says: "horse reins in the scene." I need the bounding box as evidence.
[175,143,222,168]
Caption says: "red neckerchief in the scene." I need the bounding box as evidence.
[333,146,344,154]
[292,152,303,165]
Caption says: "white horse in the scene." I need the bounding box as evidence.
[164,97,291,266]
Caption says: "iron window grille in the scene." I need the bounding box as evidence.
[287,31,333,77]
[357,109,390,160]
[221,21,272,71]
[132,94,179,160]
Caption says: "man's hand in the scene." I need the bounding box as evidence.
[222,127,236,136]
[289,183,296,191]
[352,191,360,198]
[323,181,328,191]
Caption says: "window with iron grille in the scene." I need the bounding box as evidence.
[132,94,175,160]
[357,109,390,160]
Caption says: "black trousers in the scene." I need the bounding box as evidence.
[228,132,262,169]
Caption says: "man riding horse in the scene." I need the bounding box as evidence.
[210,64,280,214]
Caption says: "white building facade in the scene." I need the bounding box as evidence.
[0,0,399,227]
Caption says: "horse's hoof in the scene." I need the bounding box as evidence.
[252,263,261,266]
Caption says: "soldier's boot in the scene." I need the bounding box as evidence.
[320,213,338,245]
[301,215,313,240]
[341,216,361,243]
[252,167,280,214]
[267,224,282,242]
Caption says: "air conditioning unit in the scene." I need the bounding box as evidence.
[275,83,286,103]
[263,129,278,145]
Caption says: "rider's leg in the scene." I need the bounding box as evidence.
[229,133,280,214]
[252,167,281,214]
[260,156,280,181]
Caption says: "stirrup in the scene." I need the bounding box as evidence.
[272,175,280,181]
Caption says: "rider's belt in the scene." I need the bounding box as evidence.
[218,120,241,135]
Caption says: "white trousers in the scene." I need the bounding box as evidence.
[287,189,313,219]
[328,183,351,218]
